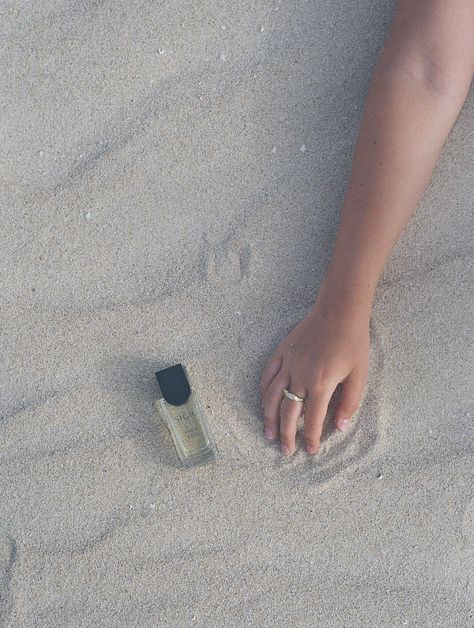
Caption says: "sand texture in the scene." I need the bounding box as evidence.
[1,1,473,626]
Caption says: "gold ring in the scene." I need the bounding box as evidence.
[283,388,306,402]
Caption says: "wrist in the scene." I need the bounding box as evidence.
[314,265,375,320]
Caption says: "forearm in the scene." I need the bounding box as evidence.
[317,4,473,317]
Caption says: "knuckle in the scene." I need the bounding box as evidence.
[268,372,287,392]
[263,413,276,426]
[303,413,318,428]
[269,353,283,368]
[303,411,318,430]
[303,425,320,443]
[310,373,331,393]
[279,431,294,444]
[304,413,322,435]
[303,416,315,431]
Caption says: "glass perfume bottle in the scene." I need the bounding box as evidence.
[155,363,218,468]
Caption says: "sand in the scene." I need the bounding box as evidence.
[1,1,473,626]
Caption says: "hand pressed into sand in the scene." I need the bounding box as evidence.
[258,0,474,457]
[260,291,370,456]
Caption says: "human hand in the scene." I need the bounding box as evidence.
[260,294,370,455]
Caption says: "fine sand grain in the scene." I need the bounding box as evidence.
[1,1,473,626]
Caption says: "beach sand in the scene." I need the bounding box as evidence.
[1,1,473,625]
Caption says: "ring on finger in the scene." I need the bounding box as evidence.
[283,388,306,402]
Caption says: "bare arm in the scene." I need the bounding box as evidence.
[317,0,474,317]
[261,1,474,456]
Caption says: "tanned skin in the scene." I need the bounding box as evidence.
[260,1,474,456]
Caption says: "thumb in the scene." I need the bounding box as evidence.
[334,369,367,431]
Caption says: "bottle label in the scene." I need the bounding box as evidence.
[173,407,208,452]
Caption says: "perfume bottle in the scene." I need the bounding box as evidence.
[155,363,218,468]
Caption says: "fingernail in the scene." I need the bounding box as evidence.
[306,445,319,455]
[264,428,274,440]
[338,418,350,431]
[281,444,291,456]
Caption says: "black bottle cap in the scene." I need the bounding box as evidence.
[155,363,191,406]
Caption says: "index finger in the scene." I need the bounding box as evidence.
[260,353,283,396]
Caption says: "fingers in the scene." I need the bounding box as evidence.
[303,383,337,454]
[260,353,283,398]
[262,371,290,442]
[334,369,368,431]
[261,356,367,456]
[279,379,307,456]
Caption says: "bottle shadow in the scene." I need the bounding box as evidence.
[100,354,183,471]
